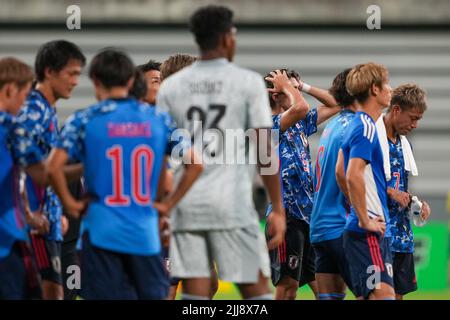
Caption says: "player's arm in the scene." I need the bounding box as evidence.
[46,148,86,218]
[265,70,310,132]
[153,148,203,215]
[387,187,410,209]
[19,170,50,235]
[156,157,169,201]
[335,149,350,200]
[255,127,286,250]
[420,200,431,220]
[346,157,386,235]
[301,83,340,125]
[64,163,84,183]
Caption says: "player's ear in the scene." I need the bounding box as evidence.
[126,77,135,91]
[272,92,279,102]
[392,104,401,115]
[44,66,54,80]
[370,83,379,97]
[4,82,18,99]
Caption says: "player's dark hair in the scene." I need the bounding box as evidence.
[329,68,355,109]
[89,49,135,89]
[264,68,301,109]
[137,60,161,73]
[189,5,234,51]
[129,69,148,101]
[35,40,86,82]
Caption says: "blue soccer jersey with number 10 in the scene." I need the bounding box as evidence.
[310,109,355,244]
[57,98,188,256]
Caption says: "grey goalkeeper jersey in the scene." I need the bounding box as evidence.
[157,58,273,231]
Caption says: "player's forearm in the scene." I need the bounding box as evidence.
[48,165,77,210]
[307,86,338,110]
[64,163,84,183]
[260,173,283,212]
[156,164,168,201]
[163,149,202,210]
[46,149,77,210]
[25,162,48,186]
[346,171,370,226]
[336,165,350,201]
[164,162,203,211]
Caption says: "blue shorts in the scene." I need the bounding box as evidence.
[343,231,394,299]
[80,232,169,300]
[0,241,41,299]
[313,236,354,293]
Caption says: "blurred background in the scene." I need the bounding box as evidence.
[1,0,449,298]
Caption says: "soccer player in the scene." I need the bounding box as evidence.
[0,57,48,299]
[157,5,286,300]
[264,69,340,300]
[158,53,221,300]
[336,62,394,300]
[137,60,161,105]
[377,84,430,299]
[310,68,357,300]
[129,68,149,102]
[46,49,202,299]
[11,40,86,300]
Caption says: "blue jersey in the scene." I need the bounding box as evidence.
[57,98,187,256]
[267,109,318,222]
[310,110,355,243]
[387,138,413,253]
[341,112,391,236]
[12,89,62,241]
[0,112,43,258]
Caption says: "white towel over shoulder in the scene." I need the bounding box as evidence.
[375,114,418,181]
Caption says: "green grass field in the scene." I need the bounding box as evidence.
[185,281,450,300]
[209,285,450,300]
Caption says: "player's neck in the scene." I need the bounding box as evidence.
[359,99,382,122]
[0,101,7,113]
[383,113,398,142]
[35,82,57,106]
[199,50,228,61]
[271,105,283,115]
[98,87,129,100]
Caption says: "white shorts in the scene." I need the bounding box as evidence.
[169,224,271,283]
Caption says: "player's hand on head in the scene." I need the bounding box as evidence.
[28,211,50,235]
[265,69,291,93]
[266,209,286,250]
[420,200,431,221]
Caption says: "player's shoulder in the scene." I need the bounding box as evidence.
[18,90,51,122]
[150,106,177,129]
[64,99,118,128]
[0,111,15,127]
